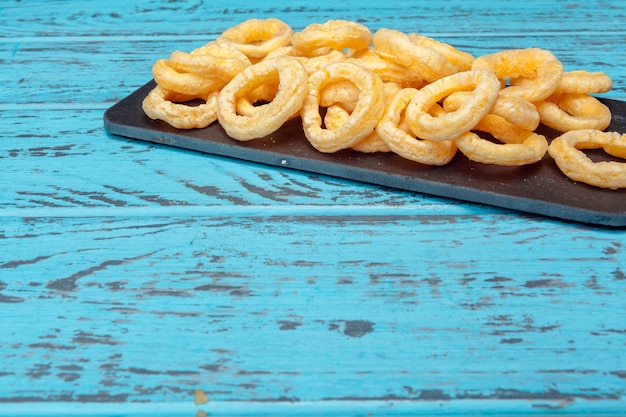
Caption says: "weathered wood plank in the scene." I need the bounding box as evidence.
[1,0,625,106]
[1,214,625,405]
[1,0,625,38]
[1,35,624,108]
[1,108,491,212]
[2,0,626,415]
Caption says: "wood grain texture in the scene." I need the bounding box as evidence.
[1,109,471,213]
[1,1,625,108]
[2,214,625,404]
[1,0,626,415]
[2,0,626,37]
[2,33,626,109]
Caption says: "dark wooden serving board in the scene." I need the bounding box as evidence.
[104,81,626,226]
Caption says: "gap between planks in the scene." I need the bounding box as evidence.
[0,203,498,220]
[3,31,626,44]
[0,103,117,111]
[1,398,625,417]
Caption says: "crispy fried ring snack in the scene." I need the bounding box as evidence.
[442,95,548,165]
[454,130,548,166]
[535,93,612,132]
[323,105,350,131]
[142,86,218,129]
[351,82,403,153]
[262,45,294,59]
[234,79,300,122]
[300,50,347,74]
[234,75,302,121]
[152,59,225,99]
[548,129,626,189]
[235,98,301,121]
[351,131,393,153]
[443,90,540,131]
[191,40,251,58]
[217,18,294,60]
[556,70,613,94]
[217,56,308,141]
[264,46,347,76]
[472,114,535,145]
[346,48,425,87]
[373,28,458,83]
[514,69,613,95]
[234,82,277,117]
[319,80,361,111]
[301,62,385,153]
[292,20,372,54]
[377,88,457,165]
[453,114,548,166]
[407,33,474,72]
[471,48,564,102]
[323,105,391,153]
[405,70,501,142]
[352,82,402,153]
[168,42,251,82]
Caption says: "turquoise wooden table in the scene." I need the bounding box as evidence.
[1,1,626,416]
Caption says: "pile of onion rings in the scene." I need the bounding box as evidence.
[142,18,623,189]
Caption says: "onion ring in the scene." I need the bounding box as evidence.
[323,105,390,153]
[453,114,548,166]
[217,56,308,141]
[168,42,251,82]
[555,70,613,94]
[264,47,347,75]
[351,82,402,153]
[443,90,540,131]
[535,93,612,132]
[373,28,458,83]
[319,79,361,111]
[142,86,218,129]
[405,70,501,142]
[377,88,457,165]
[234,79,300,122]
[407,33,474,72]
[292,20,372,54]
[301,62,385,153]
[151,59,224,99]
[351,131,393,153]
[548,129,626,189]
[217,18,294,60]
[346,48,425,87]
[471,48,564,102]
[234,81,278,117]
[299,50,347,74]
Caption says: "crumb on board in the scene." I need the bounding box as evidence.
[194,388,209,405]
